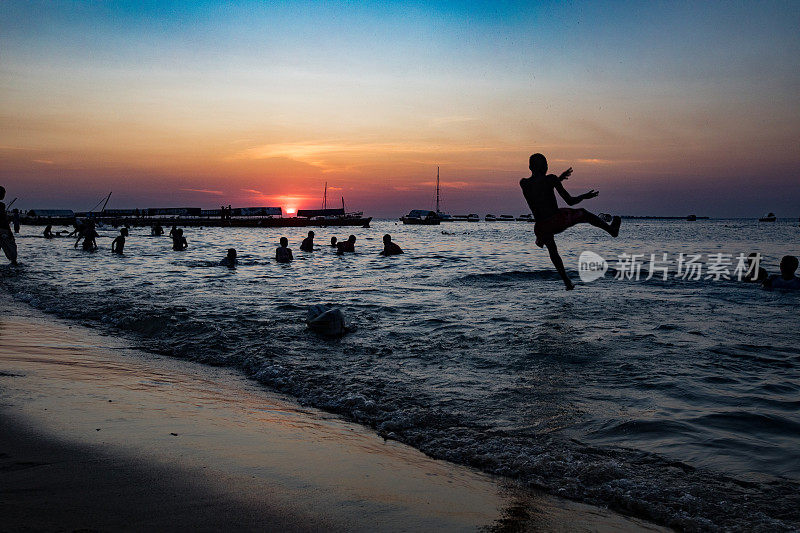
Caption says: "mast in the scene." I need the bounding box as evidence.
[435,166,440,213]
[100,191,112,213]
[341,196,345,211]
[322,182,327,210]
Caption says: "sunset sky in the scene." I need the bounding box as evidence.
[2,1,799,217]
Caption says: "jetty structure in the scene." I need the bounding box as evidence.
[20,191,371,228]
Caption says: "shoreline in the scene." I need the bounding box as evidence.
[0,297,664,532]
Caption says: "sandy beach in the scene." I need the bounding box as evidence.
[0,298,664,532]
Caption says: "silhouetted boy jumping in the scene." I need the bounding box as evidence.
[521,153,620,290]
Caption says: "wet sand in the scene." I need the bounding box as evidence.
[0,298,665,531]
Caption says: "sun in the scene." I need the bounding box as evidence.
[285,207,296,215]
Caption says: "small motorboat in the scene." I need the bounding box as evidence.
[758,212,777,222]
[401,210,441,225]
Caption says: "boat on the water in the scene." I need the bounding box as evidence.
[485,214,497,222]
[402,166,450,225]
[400,209,441,225]
[451,214,479,222]
[686,214,697,221]
[498,214,515,221]
[759,212,777,222]
[516,214,534,222]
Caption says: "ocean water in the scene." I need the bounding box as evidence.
[2,218,799,530]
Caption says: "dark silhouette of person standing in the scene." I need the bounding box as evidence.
[111,228,128,254]
[336,235,356,255]
[12,209,20,233]
[0,186,18,265]
[379,234,403,256]
[300,231,315,252]
[276,237,293,263]
[520,153,620,290]
[75,220,99,251]
[172,228,188,251]
[220,248,237,267]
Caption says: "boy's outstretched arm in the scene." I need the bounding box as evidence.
[555,182,599,206]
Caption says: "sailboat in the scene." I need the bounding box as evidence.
[401,167,450,224]
[297,182,372,227]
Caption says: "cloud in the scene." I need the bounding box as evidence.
[576,158,612,164]
[181,188,224,195]
[32,159,54,165]
[420,180,472,189]
[428,116,478,127]
[230,140,512,165]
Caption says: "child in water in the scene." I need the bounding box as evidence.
[111,228,128,254]
[220,248,237,267]
[379,234,403,256]
[336,235,356,254]
[75,221,98,251]
[763,255,800,290]
[172,228,188,251]
[276,237,293,263]
[300,231,315,252]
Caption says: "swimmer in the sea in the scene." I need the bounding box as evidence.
[520,153,620,290]
[300,230,315,252]
[168,225,178,238]
[379,234,403,256]
[276,237,293,263]
[330,236,338,248]
[172,228,188,251]
[220,248,237,267]
[67,221,84,238]
[151,224,164,236]
[337,235,356,255]
[763,255,800,290]
[111,228,128,254]
[0,186,18,265]
[43,225,54,239]
[76,220,98,251]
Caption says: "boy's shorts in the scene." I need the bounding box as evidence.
[533,208,585,247]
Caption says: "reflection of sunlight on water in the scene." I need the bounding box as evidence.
[3,219,800,529]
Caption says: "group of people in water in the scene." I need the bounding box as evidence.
[238,231,402,266]
[2,160,799,291]
[20,213,405,268]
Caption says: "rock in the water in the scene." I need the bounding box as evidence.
[306,304,349,337]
